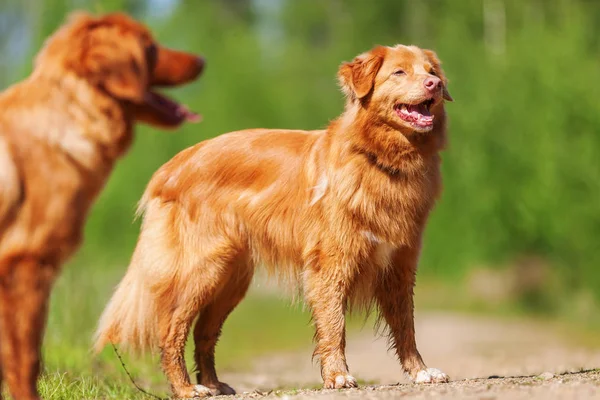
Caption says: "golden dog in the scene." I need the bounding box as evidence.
[0,12,202,400]
[95,44,452,398]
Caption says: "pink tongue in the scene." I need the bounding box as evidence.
[178,105,202,123]
[185,111,202,123]
[397,103,434,127]
[407,103,431,117]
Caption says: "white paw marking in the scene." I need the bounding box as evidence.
[333,374,357,388]
[414,368,449,384]
[192,384,213,397]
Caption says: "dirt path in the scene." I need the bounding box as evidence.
[219,312,600,399]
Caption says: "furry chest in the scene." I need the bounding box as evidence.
[334,175,437,247]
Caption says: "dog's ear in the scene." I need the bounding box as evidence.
[66,14,149,103]
[338,47,385,100]
[423,49,453,102]
[97,37,148,103]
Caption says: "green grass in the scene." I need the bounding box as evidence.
[14,261,599,400]
[36,258,375,399]
[38,373,146,400]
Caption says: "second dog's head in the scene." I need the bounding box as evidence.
[35,12,204,129]
[339,45,452,134]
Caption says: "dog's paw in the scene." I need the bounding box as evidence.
[324,373,358,389]
[414,368,449,384]
[174,384,213,398]
[206,382,236,395]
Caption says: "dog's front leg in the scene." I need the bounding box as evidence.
[304,256,357,389]
[376,246,449,384]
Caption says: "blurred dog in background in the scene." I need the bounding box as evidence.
[95,44,452,398]
[0,12,203,400]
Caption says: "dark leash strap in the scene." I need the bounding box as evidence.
[111,343,167,400]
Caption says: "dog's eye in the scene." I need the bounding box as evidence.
[429,70,438,77]
[393,69,405,76]
[146,44,158,68]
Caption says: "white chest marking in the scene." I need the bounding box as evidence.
[362,231,395,268]
[310,174,328,206]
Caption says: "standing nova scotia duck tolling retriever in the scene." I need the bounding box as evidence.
[0,12,203,400]
[95,44,453,398]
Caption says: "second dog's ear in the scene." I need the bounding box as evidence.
[338,47,385,100]
[62,14,149,103]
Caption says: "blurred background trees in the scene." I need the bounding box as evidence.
[1,0,599,376]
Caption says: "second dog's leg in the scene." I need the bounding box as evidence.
[376,247,449,384]
[193,266,252,395]
[0,348,3,400]
[304,256,357,389]
[0,258,55,400]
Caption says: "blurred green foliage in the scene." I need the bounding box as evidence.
[1,0,599,309]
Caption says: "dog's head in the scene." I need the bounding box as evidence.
[35,12,204,129]
[339,45,452,133]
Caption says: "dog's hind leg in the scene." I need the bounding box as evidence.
[0,257,56,400]
[156,241,241,399]
[192,257,252,395]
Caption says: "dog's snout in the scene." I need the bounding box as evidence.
[152,48,205,86]
[195,56,206,75]
[423,76,442,92]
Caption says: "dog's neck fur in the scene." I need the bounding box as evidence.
[316,100,445,247]
[331,100,446,176]
[1,71,133,179]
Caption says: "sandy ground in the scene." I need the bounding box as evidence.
[218,312,600,399]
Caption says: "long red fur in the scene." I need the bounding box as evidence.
[0,12,202,400]
[95,44,453,398]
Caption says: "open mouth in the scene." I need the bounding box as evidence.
[394,98,435,128]
[144,91,201,126]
